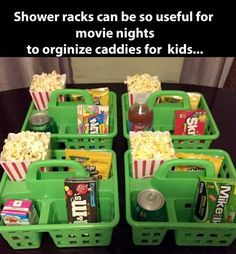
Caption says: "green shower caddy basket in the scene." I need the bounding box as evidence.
[125,149,236,246]
[22,89,118,149]
[122,90,220,149]
[0,150,119,250]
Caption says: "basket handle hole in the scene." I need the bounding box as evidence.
[82,233,89,238]
[210,233,218,237]
[68,234,76,238]
[219,240,227,244]
[83,240,90,244]
[184,203,192,208]
[12,236,20,240]
[55,235,63,238]
[196,233,204,237]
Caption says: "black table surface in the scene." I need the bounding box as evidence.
[1,83,236,254]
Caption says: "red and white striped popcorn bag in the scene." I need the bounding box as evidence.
[0,133,51,181]
[0,161,48,181]
[0,161,31,181]
[132,158,164,179]
[30,74,66,110]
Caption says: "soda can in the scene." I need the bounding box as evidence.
[135,189,167,222]
[28,112,57,133]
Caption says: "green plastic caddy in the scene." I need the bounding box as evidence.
[22,89,118,149]
[0,150,119,249]
[122,90,220,149]
[125,149,236,246]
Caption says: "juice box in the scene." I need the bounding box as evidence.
[194,177,236,223]
[64,177,98,223]
[174,109,206,135]
[0,199,39,225]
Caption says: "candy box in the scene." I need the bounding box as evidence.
[29,71,66,110]
[77,105,109,134]
[194,177,236,223]
[174,109,206,135]
[0,132,51,181]
[64,177,98,223]
[0,199,39,226]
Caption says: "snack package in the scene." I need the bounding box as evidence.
[64,177,98,223]
[65,149,112,179]
[188,92,201,110]
[72,87,109,106]
[77,105,109,134]
[161,92,201,110]
[124,73,161,106]
[130,131,176,178]
[194,177,236,223]
[174,109,206,135]
[175,152,224,176]
[1,199,39,225]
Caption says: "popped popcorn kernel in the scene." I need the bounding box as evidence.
[0,131,50,162]
[130,131,175,160]
[30,71,66,92]
[124,73,161,93]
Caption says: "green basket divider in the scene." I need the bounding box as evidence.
[125,149,236,246]
[48,89,94,124]
[21,89,118,149]
[122,91,220,149]
[26,159,89,199]
[147,90,191,131]
[0,150,119,249]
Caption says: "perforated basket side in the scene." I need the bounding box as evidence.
[174,228,236,246]
[0,231,42,250]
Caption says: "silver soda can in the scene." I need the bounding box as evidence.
[135,189,167,221]
[28,112,57,133]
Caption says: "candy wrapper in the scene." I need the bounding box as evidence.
[161,92,201,110]
[65,149,112,179]
[174,109,206,135]
[175,152,224,176]
[130,131,175,178]
[29,71,66,110]
[77,105,109,134]
[124,73,161,106]
[0,132,51,181]
[194,177,236,223]
[72,87,109,106]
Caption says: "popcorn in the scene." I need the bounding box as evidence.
[29,71,66,110]
[130,131,175,178]
[124,73,161,93]
[130,131,175,160]
[30,70,66,92]
[1,131,50,162]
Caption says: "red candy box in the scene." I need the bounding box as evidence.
[174,109,206,135]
